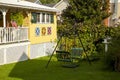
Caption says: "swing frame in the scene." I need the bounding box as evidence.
[46,23,91,68]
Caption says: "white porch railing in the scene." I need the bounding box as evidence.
[0,27,29,44]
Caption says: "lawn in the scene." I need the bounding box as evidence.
[0,56,120,80]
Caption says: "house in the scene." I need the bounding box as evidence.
[0,0,57,65]
[25,0,42,4]
[45,0,69,20]
[45,0,120,27]
[108,0,120,26]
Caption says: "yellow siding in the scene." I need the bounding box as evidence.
[28,44,30,59]
[2,10,57,45]
[28,12,57,44]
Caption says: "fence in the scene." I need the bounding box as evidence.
[0,27,28,44]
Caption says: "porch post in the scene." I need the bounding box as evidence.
[0,8,8,28]
[0,8,8,43]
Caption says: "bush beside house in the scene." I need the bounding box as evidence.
[105,27,120,71]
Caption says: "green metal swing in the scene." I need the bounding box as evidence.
[55,36,83,68]
[46,24,91,68]
[56,48,83,68]
[56,48,83,62]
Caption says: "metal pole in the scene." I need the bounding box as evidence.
[73,22,91,65]
[46,35,62,68]
[77,32,91,65]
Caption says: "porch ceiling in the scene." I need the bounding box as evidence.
[0,0,58,12]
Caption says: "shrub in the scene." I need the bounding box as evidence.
[10,11,24,26]
[105,27,120,71]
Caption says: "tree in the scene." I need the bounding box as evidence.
[62,0,110,24]
[58,0,111,58]
[40,0,60,4]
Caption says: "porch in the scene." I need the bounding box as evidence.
[0,27,29,44]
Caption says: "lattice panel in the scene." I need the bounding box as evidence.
[30,44,45,59]
[30,42,56,59]
[45,42,56,56]
[6,45,28,64]
[0,49,4,65]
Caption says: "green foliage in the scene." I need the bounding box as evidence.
[62,0,110,24]
[58,0,110,59]
[40,0,60,4]
[78,23,107,58]
[0,57,120,80]
[10,12,24,26]
[105,27,120,71]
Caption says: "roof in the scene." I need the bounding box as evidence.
[44,0,69,8]
[44,3,56,7]
[25,0,37,3]
[25,0,42,4]
[0,0,57,12]
[54,0,69,8]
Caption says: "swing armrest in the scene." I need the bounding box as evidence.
[70,48,83,59]
[56,50,70,58]
[56,50,70,54]
[56,50,71,62]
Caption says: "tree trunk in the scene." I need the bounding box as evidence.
[115,56,120,72]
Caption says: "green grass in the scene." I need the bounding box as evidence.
[0,56,120,80]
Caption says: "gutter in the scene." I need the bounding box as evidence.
[0,2,58,12]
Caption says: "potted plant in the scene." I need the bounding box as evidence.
[10,11,24,27]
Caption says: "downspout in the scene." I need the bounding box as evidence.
[114,0,118,16]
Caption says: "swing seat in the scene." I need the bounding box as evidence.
[56,50,71,62]
[71,48,83,59]
[56,48,83,63]
[57,48,83,68]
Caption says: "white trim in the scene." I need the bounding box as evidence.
[45,13,47,23]
[0,42,30,49]
[35,0,42,4]
[35,12,54,24]
[3,12,6,28]
[54,0,64,8]
[53,0,69,8]
[0,0,58,12]
[110,0,120,3]
[40,13,42,23]
[0,8,8,28]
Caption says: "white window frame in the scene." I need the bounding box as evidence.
[46,13,50,23]
[40,13,42,23]
[42,13,45,24]
[33,12,54,24]
[36,13,40,23]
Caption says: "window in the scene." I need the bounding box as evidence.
[0,12,2,20]
[46,14,50,23]
[31,12,37,23]
[42,13,45,23]
[37,13,40,23]
[50,14,54,23]
[31,12,54,24]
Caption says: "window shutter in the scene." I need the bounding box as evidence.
[51,14,54,23]
[31,12,37,23]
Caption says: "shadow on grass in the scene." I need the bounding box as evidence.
[8,54,61,80]
[8,54,120,80]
